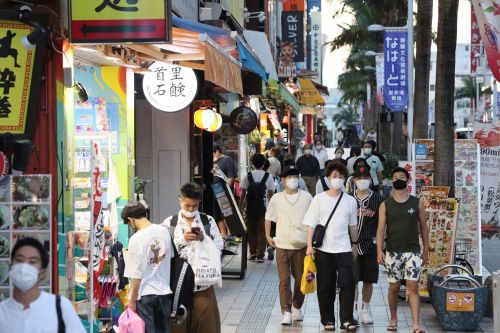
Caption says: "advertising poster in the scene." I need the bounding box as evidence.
[473,122,500,229]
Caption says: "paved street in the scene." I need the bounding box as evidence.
[216,255,494,333]
[482,238,500,274]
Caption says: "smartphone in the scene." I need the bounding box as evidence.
[191,227,201,235]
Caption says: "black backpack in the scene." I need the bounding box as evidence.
[169,213,212,239]
[246,172,270,216]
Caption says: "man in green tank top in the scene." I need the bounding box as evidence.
[376,167,429,333]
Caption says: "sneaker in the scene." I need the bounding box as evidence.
[267,246,274,261]
[249,255,258,262]
[281,311,292,325]
[291,307,303,321]
[256,256,265,263]
[360,309,373,324]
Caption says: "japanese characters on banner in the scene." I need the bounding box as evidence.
[398,161,416,195]
[473,121,500,227]
[413,139,483,275]
[375,54,385,106]
[470,5,481,73]
[90,141,105,275]
[418,187,459,296]
[306,0,321,71]
[142,62,198,112]
[310,12,322,81]
[383,29,409,111]
[472,0,500,82]
[279,10,304,78]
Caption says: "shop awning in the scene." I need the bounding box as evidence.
[243,30,279,81]
[277,82,300,113]
[298,78,325,105]
[236,37,268,81]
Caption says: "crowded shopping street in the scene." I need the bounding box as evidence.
[0,0,499,333]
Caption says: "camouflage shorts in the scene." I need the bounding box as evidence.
[384,251,421,283]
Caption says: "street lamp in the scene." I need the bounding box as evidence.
[363,65,376,71]
[364,50,379,57]
[367,24,385,32]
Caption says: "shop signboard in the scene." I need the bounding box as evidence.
[69,0,172,44]
[281,11,304,63]
[142,62,198,112]
[229,106,257,135]
[310,12,322,81]
[283,0,305,12]
[306,0,321,71]
[210,181,245,236]
[473,121,500,227]
[0,19,47,139]
[383,29,409,111]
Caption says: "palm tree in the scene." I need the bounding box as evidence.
[413,0,433,139]
[332,104,360,127]
[434,0,459,194]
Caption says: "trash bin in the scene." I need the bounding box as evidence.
[427,264,478,302]
[432,275,488,331]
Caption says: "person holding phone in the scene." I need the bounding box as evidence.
[163,183,224,333]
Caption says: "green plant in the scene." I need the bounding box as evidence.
[134,177,152,194]
[381,152,400,180]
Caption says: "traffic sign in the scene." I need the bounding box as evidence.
[69,0,171,44]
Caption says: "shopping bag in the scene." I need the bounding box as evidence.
[118,308,145,333]
[300,255,317,295]
[192,237,222,287]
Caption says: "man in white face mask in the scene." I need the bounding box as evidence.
[350,166,385,324]
[265,166,312,325]
[0,237,85,332]
[362,141,384,192]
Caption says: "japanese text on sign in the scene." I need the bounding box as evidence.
[383,29,408,111]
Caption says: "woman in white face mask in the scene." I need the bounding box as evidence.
[0,237,85,332]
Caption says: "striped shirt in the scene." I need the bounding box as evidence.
[352,191,384,255]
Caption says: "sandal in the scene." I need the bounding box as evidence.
[323,323,335,331]
[341,321,356,332]
[387,323,398,331]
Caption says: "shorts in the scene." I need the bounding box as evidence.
[353,250,379,283]
[384,251,421,283]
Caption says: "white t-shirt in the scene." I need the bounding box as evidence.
[240,170,275,191]
[124,224,174,299]
[265,190,312,250]
[0,291,85,333]
[303,192,358,253]
[313,148,329,169]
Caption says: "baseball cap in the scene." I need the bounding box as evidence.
[282,166,300,177]
[353,165,371,178]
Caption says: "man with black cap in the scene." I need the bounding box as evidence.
[265,166,312,325]
[351,165,384,324]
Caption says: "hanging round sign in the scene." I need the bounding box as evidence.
[229,106,258,134]
[142,62,198,112]
[0,151,8,180]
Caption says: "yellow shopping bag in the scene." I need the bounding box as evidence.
[300,255,317,294]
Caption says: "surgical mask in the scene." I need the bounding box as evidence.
[316,145,322,150]
[363,148,372,155]
[286,178,299,190]
[330,178,344,190]
[393,179,408,190]
[181,209,198,218]
[304,149,312,155]
[9,263,40,291]
[356,179,371,191]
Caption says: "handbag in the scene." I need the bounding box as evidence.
[312,192,343,248]
[288,222,308,248]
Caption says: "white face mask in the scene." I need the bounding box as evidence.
[356,179,371,191]
[181,209,198,218]
[330,178,344,190]
[363,148,372,155]
[304,149,312,155]
[9,263,40,291]
[286,178,299,190]
[316,145,322,150]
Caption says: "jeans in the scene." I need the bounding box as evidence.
[137,294,172,333]
[315,250,355,325]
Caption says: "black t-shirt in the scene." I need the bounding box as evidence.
[352,191,384,255]
[214,155,237,184]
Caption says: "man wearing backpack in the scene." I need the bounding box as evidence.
[163,183,224,333]
[239,153,275,262]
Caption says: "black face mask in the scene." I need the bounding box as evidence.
[393,179,408,190]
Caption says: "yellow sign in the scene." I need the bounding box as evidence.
[70,0,170,43]
[298,78,325,106]
[0,21,35,135]
[446,292,475,312]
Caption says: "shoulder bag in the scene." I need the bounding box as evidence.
[312,192,344,248]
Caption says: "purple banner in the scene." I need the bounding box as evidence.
[383,29,408,111]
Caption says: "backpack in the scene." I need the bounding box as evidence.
[320,177,329,192]
[169,213,212,239]
[246,172,270,216]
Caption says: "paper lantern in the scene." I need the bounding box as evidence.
[207,112,222,132]
[194,108,216,130]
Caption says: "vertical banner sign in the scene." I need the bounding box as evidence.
[283,0,305,11]
[473,121,500,227]
[375,54,385,105]
[90,141,105,275]
[281,11,304,63]
[383,29,409,111]
[306,0,321,70]
[472,0,500,82]
[310,11,322,81]
[471,6,481,73]
[70,0,171,43]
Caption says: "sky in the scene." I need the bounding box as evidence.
[321,0,473,89]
